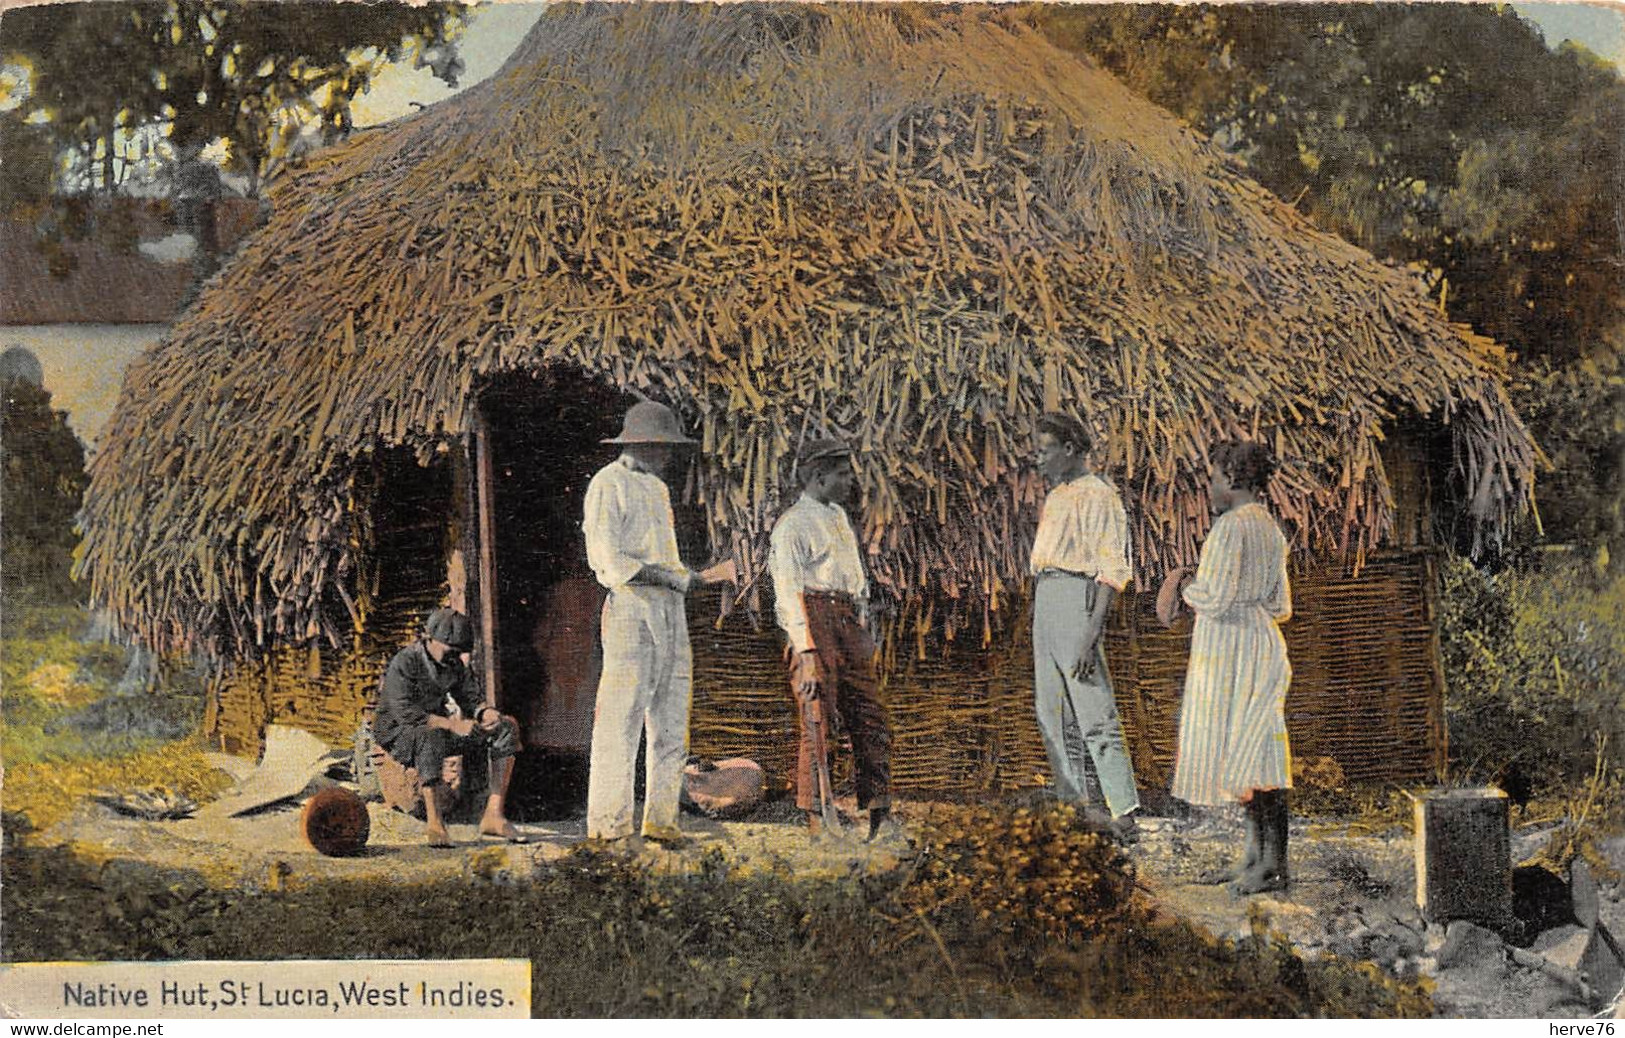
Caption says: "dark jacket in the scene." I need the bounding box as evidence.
[373,641,482,750]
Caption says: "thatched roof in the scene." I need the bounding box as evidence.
[80,3,1537,654]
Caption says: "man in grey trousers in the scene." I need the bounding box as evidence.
[1030,413,1141,838]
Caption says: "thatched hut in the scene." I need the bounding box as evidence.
[80,4,1537,799]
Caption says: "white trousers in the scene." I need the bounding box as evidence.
[586,584,693,839]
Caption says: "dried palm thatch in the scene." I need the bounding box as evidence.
[79,3,1537,656]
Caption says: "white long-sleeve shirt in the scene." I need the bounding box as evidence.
[1029,473,1133,591]
[768,493,868,653]
[582,456,688,591]
[1181,502,1291,622]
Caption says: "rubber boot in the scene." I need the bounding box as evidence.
[1265,789,1291,887]
[1232,790,1288,895]
[1241,799,1262,875]
[1200,798,1260,885]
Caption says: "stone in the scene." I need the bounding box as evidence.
[1424,922,1449,954]
[1325,936,1363,961]
[1437,920,1508,972]
[1512,864,1576,942]
[1532,924,1591,961]
[1388,922,1427,960]
[1535,989,1591,1018]
[1599,836,1625,871]
[1366,933,1403,966]
[1534,920,1625,1012]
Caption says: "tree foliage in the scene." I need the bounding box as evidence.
[0,0,465,198]
[1438,552,1625,787]
[1043,3,1625,553]
[1042,4,1622,365]
[1508,352,1625,557]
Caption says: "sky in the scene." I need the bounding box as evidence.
[346,0,1625,130]
[1515,1,1625,67]
[350,2,545,128]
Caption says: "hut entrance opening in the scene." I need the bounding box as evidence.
[473,369,639,815]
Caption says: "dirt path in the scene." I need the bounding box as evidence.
[41,793,915,891]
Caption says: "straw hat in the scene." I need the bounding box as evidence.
[602,400,696,445]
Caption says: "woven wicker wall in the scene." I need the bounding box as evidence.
[211,549,1445,794]
[687,549,1445,796]
[207,588,447,755]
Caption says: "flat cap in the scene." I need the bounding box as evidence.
[424,607,474,652]
[800,438,853,464]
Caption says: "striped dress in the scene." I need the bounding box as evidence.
[1169,502,1293,806]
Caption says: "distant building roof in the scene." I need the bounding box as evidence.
[0,197,262,325]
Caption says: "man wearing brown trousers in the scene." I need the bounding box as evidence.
[768,438,894,841]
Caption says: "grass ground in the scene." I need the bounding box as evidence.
[2,602,1434,1016]
[2,822,1433,1017]
[1,603,229,832]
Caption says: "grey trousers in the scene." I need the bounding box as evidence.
[1032,573,1141,818]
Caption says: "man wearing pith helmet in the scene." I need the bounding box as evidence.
[582,400,735,846]
[768,437,894,841]
[373,606,525,847]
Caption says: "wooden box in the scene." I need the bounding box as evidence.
[1412,787,1512,929]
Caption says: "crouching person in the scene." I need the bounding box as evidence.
[373,607,527,847]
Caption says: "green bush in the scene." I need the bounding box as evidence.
[1,603,217,830]
[1438,552,1625,788]
[1,377,88,605]
[1508,353,1625,563]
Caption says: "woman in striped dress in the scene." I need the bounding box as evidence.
[1166,441,1293,895]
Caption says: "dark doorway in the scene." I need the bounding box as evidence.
[478,369,712,817]
[476,368,629,815]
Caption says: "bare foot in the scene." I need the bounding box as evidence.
[478,819,529,844]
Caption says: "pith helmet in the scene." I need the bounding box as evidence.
[602,400,696,445]
[424,607,474,652]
